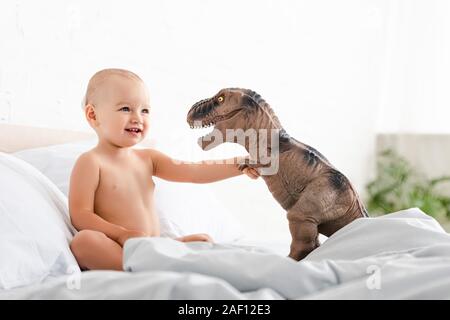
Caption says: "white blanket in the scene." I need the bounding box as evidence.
[123,208,450,299]
[2,208,450,299]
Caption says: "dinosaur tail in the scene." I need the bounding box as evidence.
[361,206,370,217]
[346,178,370,218]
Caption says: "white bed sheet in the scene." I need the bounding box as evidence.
[0,241,287,300]
[2,208,450,300]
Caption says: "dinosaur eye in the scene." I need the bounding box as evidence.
[218,96,224,103]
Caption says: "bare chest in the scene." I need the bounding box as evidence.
[90,152,159,235]
[96,162,154,200]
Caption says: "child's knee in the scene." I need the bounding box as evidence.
[70,230,106,258]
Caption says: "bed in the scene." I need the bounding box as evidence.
[1,124,450,300]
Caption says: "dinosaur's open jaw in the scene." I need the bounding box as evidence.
[188,119,219,149]
[190,109,241,127]
[188,109,242,150]
[189,109,241,135]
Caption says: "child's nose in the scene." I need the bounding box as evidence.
[131,114,142,124]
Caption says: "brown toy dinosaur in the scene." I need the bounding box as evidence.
[187,88,369,261]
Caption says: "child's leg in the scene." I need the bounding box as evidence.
[175,233,213,243]
[70,230,123,271]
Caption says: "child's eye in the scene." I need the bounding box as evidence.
[142,109,150,114]
[119,106,131,112]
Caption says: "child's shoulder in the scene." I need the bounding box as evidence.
[133,147,158,162]
[134,147,174,170]
[74,148,101,167]
[70,149,101,178]
[134,147,170,161]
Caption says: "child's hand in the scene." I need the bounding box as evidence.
[243,167,260,179]
[116,229,147,247]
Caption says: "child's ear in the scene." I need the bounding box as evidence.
[85,104,98,126]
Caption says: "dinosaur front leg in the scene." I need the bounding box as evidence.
[287,216,320,261]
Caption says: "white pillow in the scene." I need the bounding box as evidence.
[0,152,79,290]
[14,139,98,196]
[154,177,243,242]
[14,141,244,243]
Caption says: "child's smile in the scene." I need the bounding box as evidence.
[124,127,143,137]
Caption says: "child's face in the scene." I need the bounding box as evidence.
[90,76,150,147]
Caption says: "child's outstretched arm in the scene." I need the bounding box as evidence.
[148,149,259,183]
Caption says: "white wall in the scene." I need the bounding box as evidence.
[376,0,450,134]
[1,0,447,240]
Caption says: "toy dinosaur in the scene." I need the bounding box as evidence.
[187,88,369,261]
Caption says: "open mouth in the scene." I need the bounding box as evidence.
[125,128,142,135]
[189,109,242,140]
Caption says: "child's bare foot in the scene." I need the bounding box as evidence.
[175,233,213,243]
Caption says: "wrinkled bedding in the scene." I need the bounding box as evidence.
[2,208,450,299]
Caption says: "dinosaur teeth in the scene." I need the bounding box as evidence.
[189,121,215,129]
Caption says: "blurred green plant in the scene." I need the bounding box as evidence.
[366,149,450,220]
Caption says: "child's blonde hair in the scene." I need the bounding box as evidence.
[81,68,143,109]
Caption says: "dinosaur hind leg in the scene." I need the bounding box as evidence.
[287,217,320,261]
